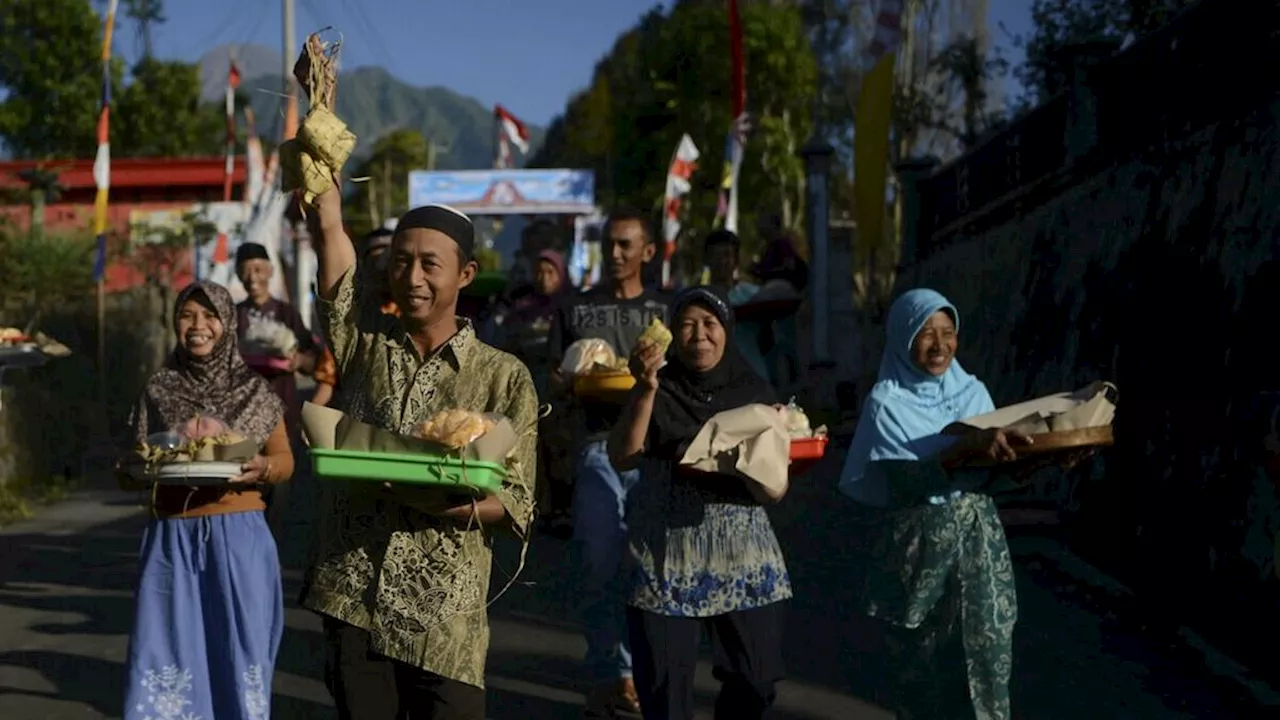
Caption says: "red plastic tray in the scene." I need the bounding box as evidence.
[790,436,828,461]
[789,435,829,476]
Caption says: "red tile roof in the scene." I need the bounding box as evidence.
[0,157,247,191]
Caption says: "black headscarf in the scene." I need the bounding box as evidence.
[648,287,777,461]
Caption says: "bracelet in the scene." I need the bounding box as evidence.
[262,458,273,485]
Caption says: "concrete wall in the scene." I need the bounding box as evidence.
[898,1,1280,675]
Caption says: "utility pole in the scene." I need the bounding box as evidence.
[282,0,309,322]
[282,0,297,141]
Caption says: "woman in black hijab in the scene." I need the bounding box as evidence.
[608,287,792,720]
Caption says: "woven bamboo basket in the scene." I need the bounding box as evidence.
[960,425,1114,467]
[299,105,357,172]
[279,139,333,205]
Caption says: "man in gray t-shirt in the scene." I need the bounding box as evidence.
[547,210,669,716]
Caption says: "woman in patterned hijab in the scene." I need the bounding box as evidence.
[121,281,294,720]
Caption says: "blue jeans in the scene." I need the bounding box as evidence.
[572,439,639,682]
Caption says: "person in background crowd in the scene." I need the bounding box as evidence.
[120,281,294,720]
[549,209,671,717]
[360,227,400,317]
[304,177,538,719]
[491,248,575,536]
[751,232,808,389]
[493,249,566,383]
[610,287,791,720]
[235,242,318,530]
[703,229,769,383]
[838,288,1024,720]
[234,242,319,437]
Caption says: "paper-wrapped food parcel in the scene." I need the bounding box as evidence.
[676,400,829,503]
[302,402,518,495]
[943,381,1118,463]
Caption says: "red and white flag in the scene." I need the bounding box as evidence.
[491,103,527,169]
[662,134,699,288]
[495,104,530,155]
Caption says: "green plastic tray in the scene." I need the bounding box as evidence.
[310,448,506,495]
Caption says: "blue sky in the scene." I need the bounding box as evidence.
[134,0,1034,126]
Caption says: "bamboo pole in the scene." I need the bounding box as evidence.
[97,277,106,415]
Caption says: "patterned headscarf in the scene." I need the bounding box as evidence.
[127,282,284,447]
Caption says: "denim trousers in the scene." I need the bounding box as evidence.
[572,439,640,682]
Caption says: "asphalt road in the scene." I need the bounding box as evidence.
[0,443,1275,719]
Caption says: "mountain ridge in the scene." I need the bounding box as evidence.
[197,44,544,172]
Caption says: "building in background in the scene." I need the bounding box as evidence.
[0,157,246,293]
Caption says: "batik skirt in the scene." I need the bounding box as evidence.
[864,492,1018,720]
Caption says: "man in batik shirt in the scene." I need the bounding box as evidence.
[302,182,538,720]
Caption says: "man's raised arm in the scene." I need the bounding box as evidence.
[308,183,356,301]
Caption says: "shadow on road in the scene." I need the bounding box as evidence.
[0,441,1268,719]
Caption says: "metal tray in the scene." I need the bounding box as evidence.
[128,461,243,486]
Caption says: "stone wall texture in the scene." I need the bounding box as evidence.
[897,1,1280,677]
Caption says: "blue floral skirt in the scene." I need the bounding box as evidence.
[124,511,283,720]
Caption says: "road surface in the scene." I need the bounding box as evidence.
[0,442,1275,718]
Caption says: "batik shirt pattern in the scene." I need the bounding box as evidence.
[302,267,538,689]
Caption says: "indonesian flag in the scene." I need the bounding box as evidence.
[223,58,240,203]
[495,105,530,154]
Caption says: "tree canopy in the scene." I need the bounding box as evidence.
[115,58,224,158]
[0,0,223,161]
[1017,0,1196,103]
[530,1,817,272]
[0,0,123,159]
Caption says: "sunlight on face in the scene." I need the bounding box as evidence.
[911,310,957,377]
[236,258,274,302]
[175,295,224,358]
[604,218,655,284]
[675,303,726,372]
[387,228,476,326]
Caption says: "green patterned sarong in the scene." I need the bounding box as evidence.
[865,492,1017,720]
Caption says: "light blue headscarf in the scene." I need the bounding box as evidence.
[838,288,995,506]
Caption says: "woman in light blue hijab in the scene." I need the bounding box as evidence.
[840,288,1028,720]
